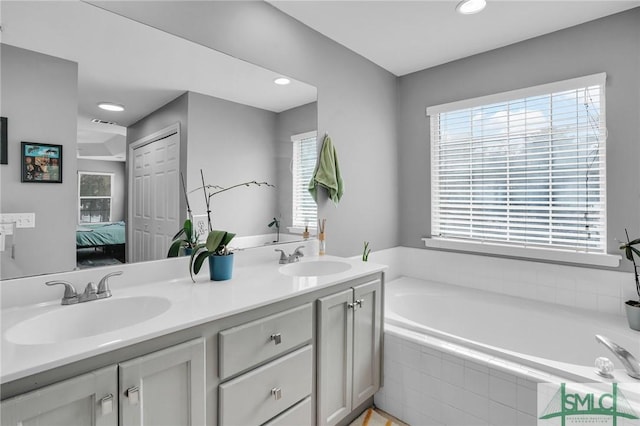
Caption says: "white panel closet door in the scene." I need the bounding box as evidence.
[131,131,180,263]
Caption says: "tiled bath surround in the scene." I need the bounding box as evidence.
[370,247,634,316]
[374,329,544,426]
[364,246,636,425]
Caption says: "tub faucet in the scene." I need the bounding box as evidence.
[595,334,640,379]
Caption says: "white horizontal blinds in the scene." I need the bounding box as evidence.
[292,131,318,228]
[430,74,607,252]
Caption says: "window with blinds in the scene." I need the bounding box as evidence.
[292,131,318,229]
[427,73,607,254]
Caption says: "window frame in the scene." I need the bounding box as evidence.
[78,171,114,224]
[290,130,318,233]
[425,73,619,267]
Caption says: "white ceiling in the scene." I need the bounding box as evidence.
[269,0,640,76]
[1,1,317,160]
[3,1,638,161]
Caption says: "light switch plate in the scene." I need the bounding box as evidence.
[0,213,36,228]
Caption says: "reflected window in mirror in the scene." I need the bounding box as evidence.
[78,172,114,223]
[292,131,318,230]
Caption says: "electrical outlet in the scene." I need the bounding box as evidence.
[192,214,208,239]
[0,213,36,228]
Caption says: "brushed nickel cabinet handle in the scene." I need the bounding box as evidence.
[270,333,282,345]
[271,387,282,400]
[100,394,114,415]
[125,386,140,405]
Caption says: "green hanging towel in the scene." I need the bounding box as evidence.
[308,134,344,204]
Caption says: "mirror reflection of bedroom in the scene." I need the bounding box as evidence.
[75,129,127,269]
[3,1,318,278]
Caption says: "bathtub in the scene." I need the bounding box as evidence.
[385,277,640,382]
[376,277,640,425]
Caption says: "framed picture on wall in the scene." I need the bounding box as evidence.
[0,117,7,165]
[21,142,63,183]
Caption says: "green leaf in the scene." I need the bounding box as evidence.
[220,232,235,248]
[626,246,634,261]
[184,219,193,242]
[193,251,211,275]
[167,239,185,257]
[631,246,640,258]
[171,228,186,241]
[205,231,226,252]
[629,237,640,246]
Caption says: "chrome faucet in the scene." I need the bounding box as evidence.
[275,246,305,264]
[46,271,122,306]
[45,280,78,305]
[595,334,640,379]
[97,271,122,299]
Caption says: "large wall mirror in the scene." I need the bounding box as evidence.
[0,1,318,280]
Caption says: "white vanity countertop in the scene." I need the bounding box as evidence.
[1,255,386,384]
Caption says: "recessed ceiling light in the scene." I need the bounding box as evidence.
[98,102,125,112]
[274,77,291,86]
[456,0,486,15]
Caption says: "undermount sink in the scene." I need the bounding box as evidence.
[279,260,352,277]
[5,296,171,345]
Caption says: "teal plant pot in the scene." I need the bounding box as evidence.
[209,253,234,281]
[183,247,193,257]
[625,301,640,331]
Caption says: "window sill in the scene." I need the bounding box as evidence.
[421,237,621,267]
[287,226,317,235]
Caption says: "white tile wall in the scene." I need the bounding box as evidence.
[395,247,633,316]
[375,331,544,426]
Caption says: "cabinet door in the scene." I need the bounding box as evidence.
[119,338,205,426]
[352,279,382,408]
[1,365,117,426]
[317,288,353,426]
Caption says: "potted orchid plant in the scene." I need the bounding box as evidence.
[188,170,274,282]
[620,229,640,331]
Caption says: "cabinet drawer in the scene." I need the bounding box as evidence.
[219,345,312,426]
[219,303,312,379]
[263,396,311,426]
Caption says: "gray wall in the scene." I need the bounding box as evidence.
[186,91,279,237]
[275,102,318,231]
[76,159,126,222]
[398,9,640,266]
[130,90,288,238]
[0,44,78,279]
[93,1,399,257]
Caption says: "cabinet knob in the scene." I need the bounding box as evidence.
[125,386,140,405]
[356,299,364,308]
[270,333,282,345]
[100,394,114,415]
[271,387,282,400]
[347,302,355,309]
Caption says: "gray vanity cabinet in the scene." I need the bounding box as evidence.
[316,278,382,426]
[218,303,314,426]
[119,338,205,426]
[1,339,205,426]
[0,365,118,426]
